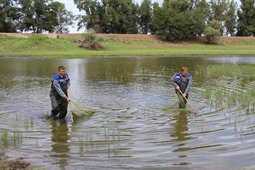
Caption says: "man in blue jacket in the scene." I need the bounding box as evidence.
[171,67,192,108]
[50,66,70,119]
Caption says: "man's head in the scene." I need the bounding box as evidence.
[58,66,66,76]
[181,66,189,77]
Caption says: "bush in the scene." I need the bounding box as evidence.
[204,27,220,44]
[204,20,221,44]
[76,29,104,50]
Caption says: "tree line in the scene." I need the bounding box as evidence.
[0,0,74,33]
[1,0,255,41]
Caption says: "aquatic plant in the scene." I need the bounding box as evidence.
[12,130,22,147]
[24,119,30,130]
[204,86,212,100]
[30,118,34,128]
[79,138,85,155]
[227,91,237,107]
[0,130,23,148]
[214,87,225,108]
[0,131,9,147]
[205,64,255,77]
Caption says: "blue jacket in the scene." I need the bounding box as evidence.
[171,72,192,94]
[50,73,70,99]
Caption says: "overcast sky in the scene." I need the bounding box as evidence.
[55,0,239,33]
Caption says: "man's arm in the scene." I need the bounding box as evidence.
[53,80,68,99]
[171,74,179,89]
[184,75,193,94]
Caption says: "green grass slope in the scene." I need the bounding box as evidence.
[0,35,255,58]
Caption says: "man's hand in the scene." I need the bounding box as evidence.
[176,86,180,91]
[182,93,187,98]
[66,98,71,103]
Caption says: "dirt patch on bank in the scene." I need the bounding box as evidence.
[75,40,105,50]
[0,152,31,170]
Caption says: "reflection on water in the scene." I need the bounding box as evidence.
[51,120,71,169]
[0,56,255,169]
[171,111,189,142]
[171,110,190,166]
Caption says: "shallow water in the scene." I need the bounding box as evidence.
[0,56,255,170]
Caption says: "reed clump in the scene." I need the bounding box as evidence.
[201,64,255,112]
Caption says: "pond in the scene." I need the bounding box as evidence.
[0,56,255,169]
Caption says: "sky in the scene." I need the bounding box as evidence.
[55,0,83,33]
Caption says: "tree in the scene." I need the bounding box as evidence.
[128,2,139,33]
[225,0,237,36]
[237,0,255,36]
[208,0,228,35]
[75,0,103,32]
[208,0,238,36]
[209,0,228,21]
[74,0,138,33]
[101,0,138,33]
[204,20,221,44]
[18,0,58,33]
[152,0,207,41]
[138,0,152,34]
[50,2,74,34]
[0,0,20,32]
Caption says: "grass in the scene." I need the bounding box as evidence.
[1,35,255,58]
[79,138,85,155]
[201,64,255,113]
[0,131,9,147]
[0,130,22,148]
[77,127,121,158]
[205,64,255,76]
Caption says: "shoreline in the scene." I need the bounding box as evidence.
[1,54,255,59]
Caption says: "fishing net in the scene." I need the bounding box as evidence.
[69,97,96,119]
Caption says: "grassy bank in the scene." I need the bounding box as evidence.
[0,34,255,58]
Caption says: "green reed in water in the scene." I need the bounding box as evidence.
[200,64,255,112]
[79,127,121,158]
[205,64,255,76]
[204,86,255,113]
[0,130,22,148]
[213,87,227,108]
[79,138,85,155]
[12,130,22,147]
[204,86,212,100]
[227,91,238,107]
[0,131,9,147]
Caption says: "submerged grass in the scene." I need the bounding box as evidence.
[0,130,22,148]
[0,131,9,147]
[204,85,255,112]
[78,127,121,157]
[205,64,255,76]
[202,64,255,114]
[1,36,255,58]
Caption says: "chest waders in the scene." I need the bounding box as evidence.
[175,73,191,108]
[50,74,69,119]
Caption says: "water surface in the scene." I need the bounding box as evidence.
[0,56,255,170]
